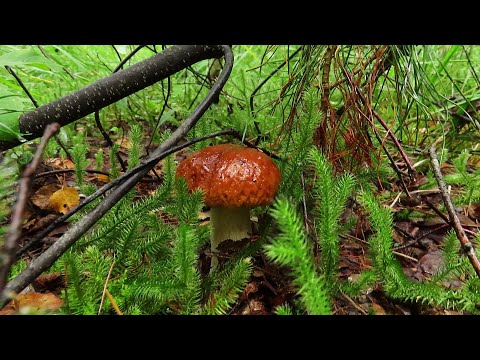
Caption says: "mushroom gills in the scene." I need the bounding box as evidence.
[210,206,251,268]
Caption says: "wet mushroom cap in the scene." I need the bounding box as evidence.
[176,144,281,208]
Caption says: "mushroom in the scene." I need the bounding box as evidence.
[176,143,281,268]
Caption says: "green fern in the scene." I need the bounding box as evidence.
[0,157,17,241]
[308,147,355,285]
[266,197,331,315]
[203,257,253,315]
[278,88,322,204]
[127,124,142,170]
[274,303,294,315]
[109,143,120,180]
[71,135,89,190]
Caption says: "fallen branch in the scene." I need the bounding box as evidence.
[0,123,60,295]
[0,45,234,308]
[429,146,480,278]
[0,45,225,151]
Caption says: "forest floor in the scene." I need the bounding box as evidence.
[1,132,478,315]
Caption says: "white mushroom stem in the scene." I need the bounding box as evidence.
[210,207,251,269]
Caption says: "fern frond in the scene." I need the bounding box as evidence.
[308,147,355,284]
[169,178,204,225]
[274,303,294,315]
[266,197,331,315]
[278,88,322,203]
[127,124,142,170]
[203,257,253,315]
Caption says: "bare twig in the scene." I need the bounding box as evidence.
[340,66,414,175]
[94,111,127,172]
[340,291,368,315]
[5,65,39,108]
[393,224,449,250]
[147,74,171,153]
[429,146,480,278]
[5,65,73,161]
[34,168,110,179]
[105,289,123,315]
[37,46,75,80]
[250,46,302,142]
[0,46,233,307]
[112,45,145,73]
[98,259,115,315]
[0,123,60,296]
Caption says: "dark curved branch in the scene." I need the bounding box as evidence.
[112,45,145,73]
[0,45,234,307]
[0,123,60,294]
[5,65,73,161]
[0,45,225,151]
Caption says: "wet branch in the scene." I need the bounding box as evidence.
[0,123,60,295]
[429,145,480,278]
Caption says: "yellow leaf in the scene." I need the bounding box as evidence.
[47,187,80,214]
[96,174,110,183]
[15,293,63,312]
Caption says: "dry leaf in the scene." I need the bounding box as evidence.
[371,303,386,315]
[31,184,62,210]
[45,158,75,170]
[47,187,80,214]
[15,293,63,312]
[419,250,444,275]
[96,174,110,183]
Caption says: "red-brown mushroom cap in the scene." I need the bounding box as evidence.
[176,144,281,208]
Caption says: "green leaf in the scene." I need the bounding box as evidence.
[0,48,55,68]
[0,112,21,141]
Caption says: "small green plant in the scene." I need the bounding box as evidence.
[444,149,480,206]
[71,134,89,190]
[0,157,17,241]
[266,197,331,315]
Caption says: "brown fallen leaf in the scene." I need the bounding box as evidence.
[0,293,63,315]
[45,158,75,170]
[419,250,444,275]
[241,299,268,315]
[371,303,386,315]
[15,292,63,312]
[95,174,110,183]
[33,273,65,293]
[31,184,62,210]
[47,187,80,214]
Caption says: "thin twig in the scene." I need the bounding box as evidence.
[5,65,73,161]
[98,259,115,315]
[94,111,127,172]
[340,291,368,315]
[429,146,480,278]
[0,123,60,296]
[147,74,171,153]
[112,45,145,73]
[34,168,110,179]
[37,46,75,80]
[5,65,39,107]
[250,46,302,142]
[340,66,414,175]
[105,289,123,315]
[393,224,449,250]
[423,197,451,225]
